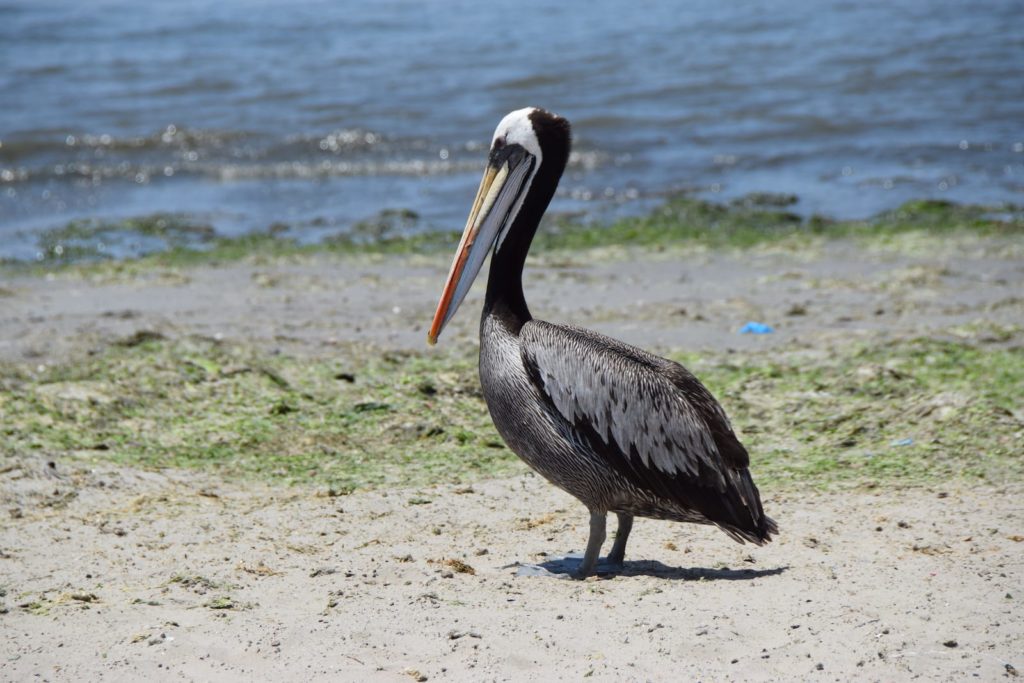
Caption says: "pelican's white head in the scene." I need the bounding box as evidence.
[427,107,571,345]
[491,107,544,166]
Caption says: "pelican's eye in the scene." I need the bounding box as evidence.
[493,137,506,150]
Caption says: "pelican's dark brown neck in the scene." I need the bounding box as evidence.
[483,113,570,335]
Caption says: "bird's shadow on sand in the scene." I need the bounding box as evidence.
[515,554,789,581]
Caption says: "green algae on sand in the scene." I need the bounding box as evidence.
[2,330,1021,493]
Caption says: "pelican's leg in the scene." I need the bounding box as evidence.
[574,511,607,578]
[607,512,633,568]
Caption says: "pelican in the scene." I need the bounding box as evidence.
[428,107,777,578]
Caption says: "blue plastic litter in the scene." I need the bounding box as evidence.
[739,321,775,335]
[890,438,914,447]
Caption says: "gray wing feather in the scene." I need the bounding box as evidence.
[520,320,730,490]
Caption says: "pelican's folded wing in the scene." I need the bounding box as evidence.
[520,320,775,543]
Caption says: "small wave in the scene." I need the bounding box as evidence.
[567,150,611,172]
[0,159,484,185]
[492,73,569,90]
[212,158,486,180]
[0,125,253,162]
[147,77,241,97]
[1,126,612,185]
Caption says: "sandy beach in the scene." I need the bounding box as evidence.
[2,458,1021,681]
[2,236,1023,681]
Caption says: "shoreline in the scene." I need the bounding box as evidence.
[2,196,1021,272]
[2,217,1021,365]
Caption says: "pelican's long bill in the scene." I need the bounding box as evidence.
[427,145,535,345]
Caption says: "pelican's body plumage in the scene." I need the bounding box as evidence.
[429,108,776,577]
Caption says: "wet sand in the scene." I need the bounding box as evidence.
[2,237,1022,364]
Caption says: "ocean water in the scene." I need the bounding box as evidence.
[1,0,1022,260]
